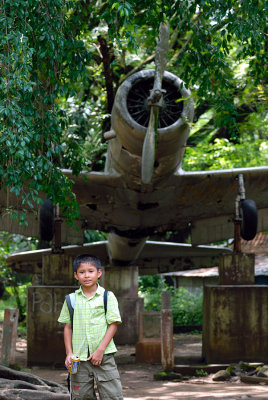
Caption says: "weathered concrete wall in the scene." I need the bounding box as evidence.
[203,285,268,363]
[218,253,255,285]
[27,286,76,366]
[42,254,75,286]
[105,266,144,344]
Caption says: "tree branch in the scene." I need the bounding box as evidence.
[98,35,115,114]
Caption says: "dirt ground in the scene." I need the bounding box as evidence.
[9,333,268,399]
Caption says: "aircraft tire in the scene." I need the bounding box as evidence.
[240,199,258,241]
[39,199,54,242]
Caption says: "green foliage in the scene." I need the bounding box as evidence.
[139,276,203,326]
[139,274,164,292]
[84,229,107,242]
[0,294,17,321]
[172,287,203,326]
[0,0,88,223]
[184,137,268,171]
[195,369,208,377]
[0,232,36,322]
[0,284,29,315]
[0,284,29,334]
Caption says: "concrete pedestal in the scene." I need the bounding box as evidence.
[203,285,268,363]
[42,254,75,285]
[135,311,161,363]
[27,285,77,366]
[218,253,255,285]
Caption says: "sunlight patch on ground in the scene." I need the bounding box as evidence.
[123,381,268,399]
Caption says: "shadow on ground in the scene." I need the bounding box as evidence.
[2,330,268,399]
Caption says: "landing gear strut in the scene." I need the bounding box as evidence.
[234,174,258,252]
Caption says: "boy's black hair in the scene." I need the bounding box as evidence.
[73,254,102,273]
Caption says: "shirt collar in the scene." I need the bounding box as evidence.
[77,283,101,297]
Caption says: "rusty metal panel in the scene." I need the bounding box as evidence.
[191,215,234,245]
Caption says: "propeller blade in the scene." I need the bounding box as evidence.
[141,22,169,184]
[154,21,170,91]
[141,107,158,184]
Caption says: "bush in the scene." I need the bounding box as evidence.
[172,288,203,326]
[0,284,30,333]
[138,276,203,326]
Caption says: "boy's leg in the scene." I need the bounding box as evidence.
[71,361,98,400]
[94,354,123,400]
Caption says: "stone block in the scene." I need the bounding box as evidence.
[42,254,75,286]
[203,285,268,363]
[218,253,255,285]
[139,312,161,340]
[136,340,161,363]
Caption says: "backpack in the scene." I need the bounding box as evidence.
[65,290,109,328]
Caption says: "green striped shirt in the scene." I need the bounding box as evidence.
[58,285,121,361]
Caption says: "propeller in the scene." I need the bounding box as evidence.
[141,22,170,184]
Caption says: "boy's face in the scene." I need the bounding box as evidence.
[74,262,102,289]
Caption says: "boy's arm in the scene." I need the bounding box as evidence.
[88,322,118,365]
[64,323,73,369]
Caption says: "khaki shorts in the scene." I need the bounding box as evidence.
[71,354,123,400]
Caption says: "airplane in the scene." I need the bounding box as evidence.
[2,22,268,269]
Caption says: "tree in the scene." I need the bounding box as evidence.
[0,0,267,223]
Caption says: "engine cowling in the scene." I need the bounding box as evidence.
[107,69,194,184]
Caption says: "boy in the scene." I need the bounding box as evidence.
[58,254,124,400]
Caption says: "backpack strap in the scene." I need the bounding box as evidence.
[104,290,109,315]
[65,293,76,328]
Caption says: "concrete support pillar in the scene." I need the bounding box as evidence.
[161,292,174,371]
[203,285,268,363]
[27,253,77,366]
[203,252,268,363]
[1,308,19,366]
[104,265,144,344]
[218,252,255,285]
[42,253,75,285]
[27,285,77,366]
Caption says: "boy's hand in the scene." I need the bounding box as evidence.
[65,353,73,370]
[88,348,104,366]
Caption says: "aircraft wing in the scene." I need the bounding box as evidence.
[0,166,267,246]
[65,166,268,244]
[7,240,231,275]
[170,167,268,244]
